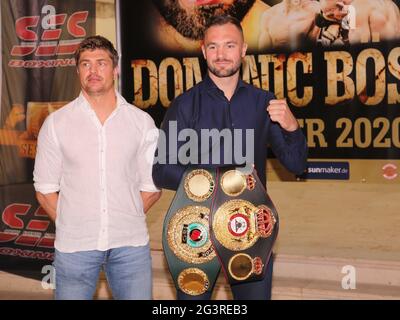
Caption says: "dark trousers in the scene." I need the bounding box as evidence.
[177,256,274,300]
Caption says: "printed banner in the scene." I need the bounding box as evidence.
[0,0,95,280]
[118,0,400,182]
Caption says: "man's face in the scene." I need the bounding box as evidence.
[201,23,247,78]
[153,0,255,40]
[77,49,117,96]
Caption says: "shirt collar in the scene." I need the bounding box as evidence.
[204,73,247,95]
[78,90,128,113]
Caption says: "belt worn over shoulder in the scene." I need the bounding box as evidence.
[209,166,279,286]
[162,168,221,297]
[162,166,279,295]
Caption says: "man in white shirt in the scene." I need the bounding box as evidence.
[33,36,161,300]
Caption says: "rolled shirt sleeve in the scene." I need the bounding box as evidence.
[138,114,161,192]
[33,114,62,194]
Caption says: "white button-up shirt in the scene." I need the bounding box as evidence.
[33,91,159,253]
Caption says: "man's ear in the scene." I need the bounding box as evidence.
[201,43,207,60]
[242,42,248,58]
[113,66,119,80]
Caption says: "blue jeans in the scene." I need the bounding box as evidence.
[54,244,152,300]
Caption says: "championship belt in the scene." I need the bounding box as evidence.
[209,166,279,286]
[162,168,221,296]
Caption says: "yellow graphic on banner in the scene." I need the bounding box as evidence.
[0,102,67,158]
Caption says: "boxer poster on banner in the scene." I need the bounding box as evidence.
[117,0,400,182]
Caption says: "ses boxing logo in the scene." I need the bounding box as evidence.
[9,5,89,68]
[0,204,54,260]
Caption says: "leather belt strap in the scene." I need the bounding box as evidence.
[209,166,279,286]
[162,166,279,294]
[162,168,221,296]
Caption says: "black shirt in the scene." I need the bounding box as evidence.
[152,74,307,190]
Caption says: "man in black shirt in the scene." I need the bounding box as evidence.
[153,15,307,300]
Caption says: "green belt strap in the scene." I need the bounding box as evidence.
[162,167,221,296]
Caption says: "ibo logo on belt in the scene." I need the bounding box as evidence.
[183,223,208,248]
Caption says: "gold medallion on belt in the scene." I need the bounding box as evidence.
[228,253,265,281]
[212,199,276,251]
[184,169,215,202]
[177,268,209,296]
[220,170,256,197]
[167,205,216,264]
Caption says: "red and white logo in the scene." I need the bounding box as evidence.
[9,5,89,68]
[382,163,398,180]
[228,213,249,237]
[253,257,264,275]
[256,205,275,238]
[0,203,54,248]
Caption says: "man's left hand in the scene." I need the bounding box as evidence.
[266,99,299,132]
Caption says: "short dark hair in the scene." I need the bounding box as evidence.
[204,15,244,38]
[75,35,119,67]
